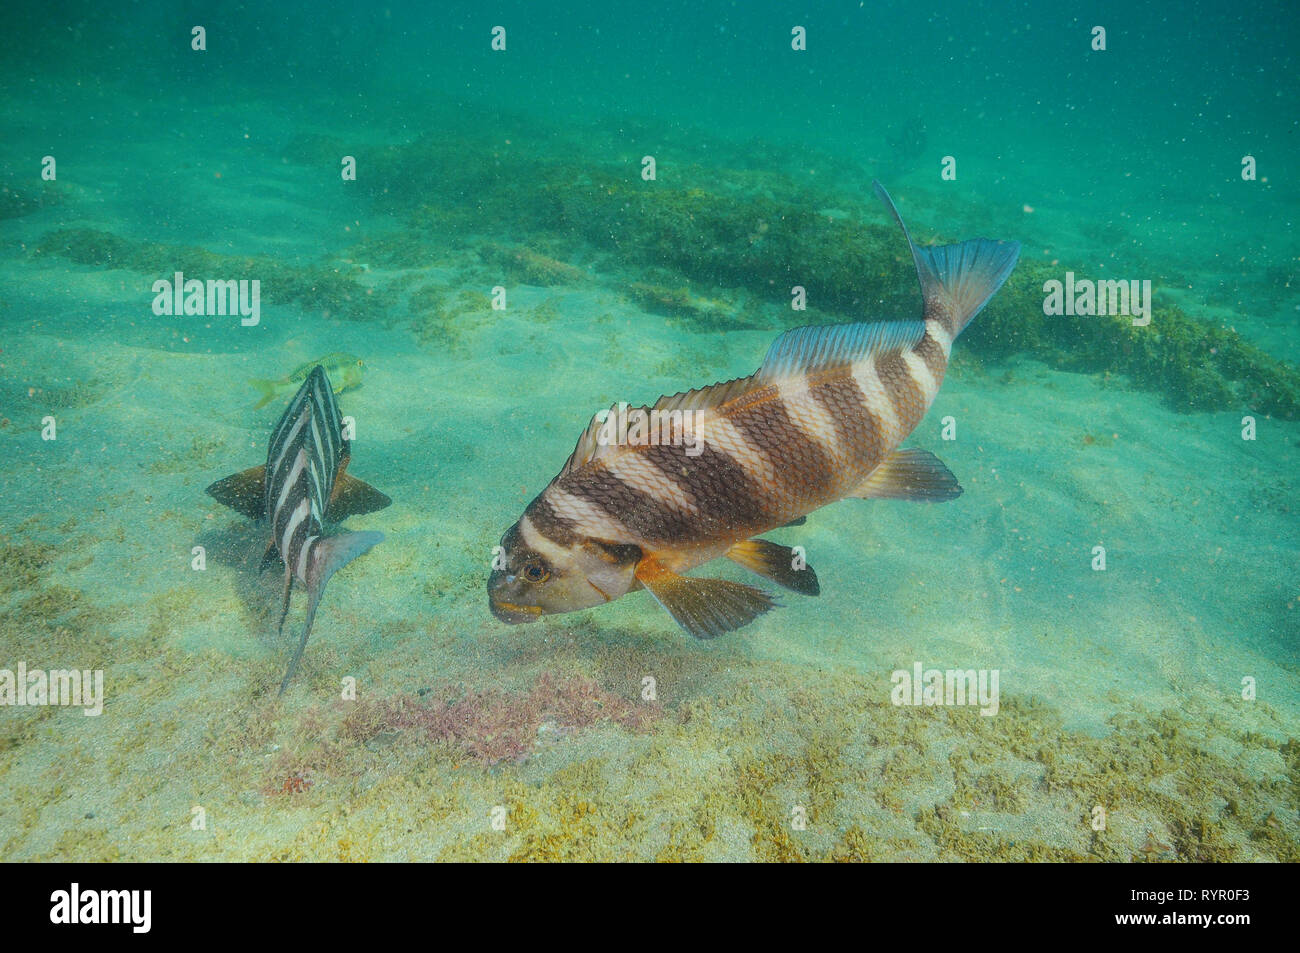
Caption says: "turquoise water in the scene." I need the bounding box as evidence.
[1,1,1296,861]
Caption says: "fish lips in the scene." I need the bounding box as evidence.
[487,571,543,625]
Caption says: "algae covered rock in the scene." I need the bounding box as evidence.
[967,260,1300,418]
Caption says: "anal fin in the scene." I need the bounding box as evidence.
[634,554,776,640]
[259,540,281,575]
[851,448,962,502]
[726,539,819,596]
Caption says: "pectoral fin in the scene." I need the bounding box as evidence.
[726,539,819,596]
[206,465,267,520]
[326,470,392,521]
[850,448,962,502]
[634,554,776,640]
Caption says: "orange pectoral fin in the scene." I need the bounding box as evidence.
[634,553,777,640]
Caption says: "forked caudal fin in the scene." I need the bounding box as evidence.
[279,530,384,696]
[873,181,1021,339]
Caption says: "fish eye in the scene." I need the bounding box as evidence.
[522,560,549,584]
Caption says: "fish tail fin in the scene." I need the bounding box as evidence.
[873,181,1020,338]
[248,379,279,410]
[278,531,383,696]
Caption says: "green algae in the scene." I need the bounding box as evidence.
[148,434,225,475]
[479,242,587,286]
[408,284,495,350]
[0,377,110,435]
[968,260,1300,418]
[553,178,1300,417]
[0,534,127,758]
[343,131,1300,418]
[0,536,61,593]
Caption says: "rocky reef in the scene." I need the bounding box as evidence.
[33,129,1299,417]
[357,131,1300,419]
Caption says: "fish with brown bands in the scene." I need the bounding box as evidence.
[488,183,1020,640]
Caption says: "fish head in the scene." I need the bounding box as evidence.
[340,357,365,388]
[488,518,640,624]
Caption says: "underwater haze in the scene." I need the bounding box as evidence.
[1,0,1298,862]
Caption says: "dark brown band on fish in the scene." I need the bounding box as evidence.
[499,522,523,555]
[272,466,310,539]
[874,351,927,433]
[923,299,961,339]
[561,465,699,543]
[523,495,580,546]
[728,394,836,501]
[913,331,948,382]
[640,441,768,534]
[808,374,888,475]
[586,539,643,566]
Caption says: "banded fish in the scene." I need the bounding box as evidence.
[488,182,1020,640]
[207,365,389,694]
[248,352,365,410]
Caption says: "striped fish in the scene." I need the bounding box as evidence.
[206,365,389,694]
[488,183,1020,639]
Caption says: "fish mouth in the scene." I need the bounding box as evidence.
[487,570,543,624]
[489,598,542,625]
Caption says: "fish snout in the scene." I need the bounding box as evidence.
[488,569,542,625]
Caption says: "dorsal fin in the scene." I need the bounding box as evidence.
[557,402,624,478]
[755,321,928,383]
[557,377,760,479]
[651,374,756,414]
